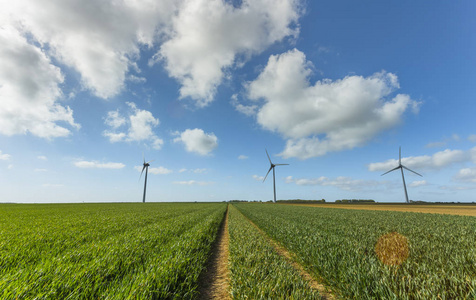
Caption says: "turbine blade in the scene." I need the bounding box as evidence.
[381,166,401,176]
[139,165,146,181]
[143,152,145,164]
[275,163,289,166]
[402,165,422,177]
[146,160,155,164]
[263,166,273,182]
[265,149,273,165]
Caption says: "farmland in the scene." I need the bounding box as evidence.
[287,203,476,217]
[1,202,475,299]
[0,203,226,299]
[235,203,476,299]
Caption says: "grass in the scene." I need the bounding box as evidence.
[0,203,226,299]
[228,204,322,299]
[235,203,476,299]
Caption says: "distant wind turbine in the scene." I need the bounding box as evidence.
[140,155,154,203]
[263,149,289,203]
[381,147,422,203]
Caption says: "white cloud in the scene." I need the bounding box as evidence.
[104,111,126,129]
[74,160,125,169]
[247,49,419,159]
[468,135,476,143]
[154,0,302,106]
[0,26,79,139]
[2,0,303,117]
[285,175,381,192]
[173,180,214,186]
[3,0,178,99]
[173,128,218,155]
[103,102,163,149]
[231,94,258,116]
[409,180,427,187]
[0,151,11,161]
[37,156,48,161]
[368,148,470,172]
[179,168,188,173]
[454,168,476,184]
[134,165,172,175]
[127,75,147,84]
[238,155,249,160]
[252,175,265,181]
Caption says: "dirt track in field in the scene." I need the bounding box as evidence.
[198,206,230,300]
[288,204,476,217]
[242,212,336,299]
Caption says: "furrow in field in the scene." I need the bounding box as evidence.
[228,204,323,299]
[198,204,230,300]
[239,207,337,300]
[0,203,228,299]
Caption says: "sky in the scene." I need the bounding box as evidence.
[1,0,475,203]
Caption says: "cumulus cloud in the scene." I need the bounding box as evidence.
[0,26,79,139]
[246,49,419,159]
[285,175,382,192]
[173,128,218,155]
[37,156,48,161]
[103,102,164,149]
[134,165,173,175]
[173,180,214,186]
[0,151,11,161]
[4,0,177,99]
[368,149,470,172]
[238,155,249,160]
[454,168,476,184]
[468,135,476,143]
[74,160,125,169]
[154,0,302,106]
[2,0,305,143]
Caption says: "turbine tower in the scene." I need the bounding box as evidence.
[263,149,289,203]
[381,147,422,203]
[140,156,154,203]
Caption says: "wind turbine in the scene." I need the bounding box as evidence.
[381,147,422,203]
[263,149,289,203]
[140,156,154,203]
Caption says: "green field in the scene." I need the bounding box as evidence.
[0,203,226,299]
[234,203,476,299]
[1,202,475,299]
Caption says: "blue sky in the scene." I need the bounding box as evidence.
[1,0,475,203]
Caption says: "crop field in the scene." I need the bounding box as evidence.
[1,202,475,299]
[227,204,322,299]
[234,203,476,299]
[0,203,226,299]
[287,203,476,217]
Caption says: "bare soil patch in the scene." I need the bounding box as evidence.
[289,204,476,216]
[198,206,230,300]
[242,212,336,299]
